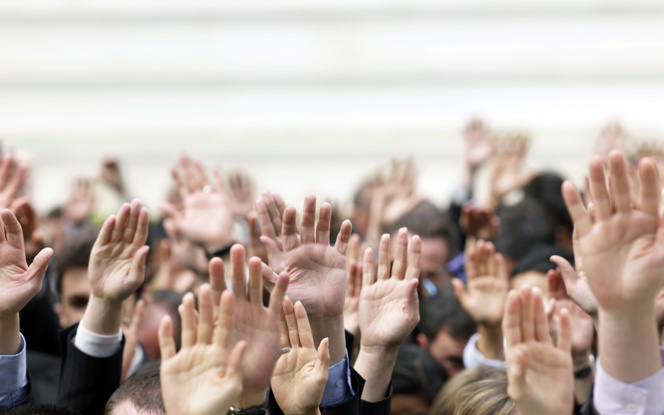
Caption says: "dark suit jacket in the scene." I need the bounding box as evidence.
[57,324,124,415]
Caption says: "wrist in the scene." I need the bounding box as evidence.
[309,314,346,365]
[0,314,21,354]
[233,388,267,410]
[81,295,123,335]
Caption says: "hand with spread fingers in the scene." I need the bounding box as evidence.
[161,156,234,252]
[504,286,574,415]
[83,199,150,334]
[271,298,329,415]
[229,244,289,409]
[0,209,54,354]
[228,170,254,219]
[343,234,365,339]
[255,190,288,274]
[354,228,421,402]
[562,150,664,384]
[0,153,27,210]
[159,287,246,415]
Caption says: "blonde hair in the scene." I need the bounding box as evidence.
[429,366,515,415]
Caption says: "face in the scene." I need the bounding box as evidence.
[426,328,467,377]
[57,267,90,328]
[420,237,450,286]
[510,270,548,299]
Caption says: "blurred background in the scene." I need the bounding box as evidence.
[2,0,664,213]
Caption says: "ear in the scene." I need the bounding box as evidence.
[416,333,429,350]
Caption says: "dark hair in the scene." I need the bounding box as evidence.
[384,200,459,257]
[512,244,574,276]
[393,343,449,403]
[494,198,555,261]
[524,172,573,232]
[0,404,80,415]
[52,227,99,296]
[419,285,476,342]
[104,369,164,415]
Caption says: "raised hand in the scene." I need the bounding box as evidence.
[229,244,289,408]
[64,178,95,225]
[271,298,329,415]
[463,118,492,173]
[504,286,574,415]
[159,287,246,415]
[488,132,538,209]
[88,200,149,303]
[228,170,254,219]
[562,150,664,383]
[255,190,288,274]
[452,240,508,326]
[161,156,234,252]
[354,229,421,401]
[0,209,53,354]
[83,200,149,335]
[0,153,26,210]
[459,204,500,241]
[343,234,365,338]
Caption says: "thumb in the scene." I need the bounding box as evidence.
[451,278,467,302]
[25,247,54,286]
[315,337,331,380]
[130,246,150,285]
[507,350,527,401]
[550,255,578,287]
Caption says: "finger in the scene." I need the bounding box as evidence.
[281,206,300,252]
[111,203,131,242]
[212,167,226,194]
[197,284,214,344]
[562,181,592,237]
[0,209,25,249]
[316,337,331,374]
[347,234,360,270]
[231,244,247,302]
[391,228,408,279]
[170,168,188,200]
[376,234,391,280]
[405,278,420,312]
[181,156,200,192]
[122,200,142,244]
[24,247,54,286]
[247,257,264,305]
[347,259,357,296]
[588,156,612,220]
[283,297,299,348]
[353,263,363,297]
[263,191,283,237]
[556,307,572,354]
[268,272,289,315]
[279,306,290,349]
[129,245,149,287]
[507,350,527,401]
[503,290,521,347]
[261,263,278,293]
[608,151,632,213]
[532,287,551,344]
[316,202,331,246]
[520,286,535,342]
[486,241,496,277]
[4,163,25,202]
[194,161,210,187]
[226,340,247,379]
[131,208,150,249]
[405,235,422,280]
[334,220,352,255]
[208,257,226,308]
[550,255,579,289]
[214,291,235,348]
[465,242,478,280]
[256,198,278,239]
[451,278,467,304]
[158,315,176,361]
[179,292,196,349]
[638,157,661,217]
[247,211,263,250]
[301,195,316,244]
[294,301,315,349]
[0,153,14,189]
[362,248,375,288]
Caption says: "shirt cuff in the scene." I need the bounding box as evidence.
[74,325,122,358]
[594,354,664,415]
[462,333,506,370]
[0,334,29,409]
[320,353,355,407]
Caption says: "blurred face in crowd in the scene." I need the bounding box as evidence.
[56,267,90,328]
[510,270,548,299]
[417,325,467,378]
[420,236,449,286]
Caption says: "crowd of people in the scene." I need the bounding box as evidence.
[1,119,663,415]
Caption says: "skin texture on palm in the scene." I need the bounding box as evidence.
[271,299,329,415]
[159,287,246,415]
[0,209,53,354]
[161,156,234,251]
[503,286,574,415]
[561,150,664,383]
[354,229,421,402]
[83,200,149,335]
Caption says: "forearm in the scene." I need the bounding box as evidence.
[310,315,346,365]
[0,314,20,354]
[476,324,504,360]
[353,345,397,402]
[81,296,123,336]
[598,305,661,382]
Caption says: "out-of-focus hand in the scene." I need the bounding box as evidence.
[459,204,500,241]
[161,156,234,251]
[0,153,26,210]
[488,133,538,209]
[159,287,245,415]
[452,240,508,326]
[463,118,492,173]
[64,178,95,225]
[228,170,254,219]
[271,298,328,415]
[504,286,574,415]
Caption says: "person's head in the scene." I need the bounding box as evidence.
[494,198,555,275]
[104,368,165,415]
[417,287,476,377]
[524,172,573,250]
[138,290,183,361]
[0,404,80,415]
[429,366,515,415]
[386,200,459,287]
[53,227,98,328]
[510,244,574,297]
